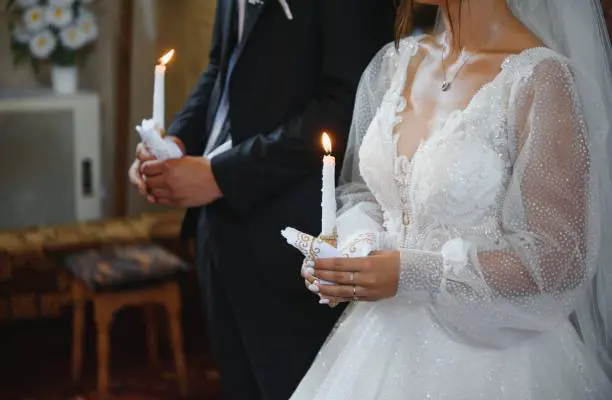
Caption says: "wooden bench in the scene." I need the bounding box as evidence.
[65,244,189,399]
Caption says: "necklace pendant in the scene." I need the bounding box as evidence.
[441,81,451,92]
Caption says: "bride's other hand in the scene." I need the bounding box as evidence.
[301,258,341,307]
[301,258,316,289]
[305,251,401,302]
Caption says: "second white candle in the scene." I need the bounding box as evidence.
[321,132,336,237]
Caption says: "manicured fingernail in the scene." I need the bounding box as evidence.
[305,267,314,276]
[304,260,315,268]
[308,283,319,293]
[319,298,330,305]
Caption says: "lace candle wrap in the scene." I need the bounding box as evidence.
[281,227,375,286]
[136,119,183,160]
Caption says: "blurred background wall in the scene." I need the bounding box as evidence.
[0,0,216,218]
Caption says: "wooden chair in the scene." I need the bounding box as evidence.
[65,244,189,400]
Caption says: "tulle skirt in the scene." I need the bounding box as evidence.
[290,300,612,400]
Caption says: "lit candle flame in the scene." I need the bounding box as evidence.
[322,132,332,154]
[158,49,175,66]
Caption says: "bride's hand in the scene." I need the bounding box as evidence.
[303,251,401,302]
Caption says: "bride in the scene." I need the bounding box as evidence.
[293,0,612,398]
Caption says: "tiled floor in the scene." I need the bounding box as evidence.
[0,304,220,400]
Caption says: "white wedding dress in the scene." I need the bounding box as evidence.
[290,36,612,399]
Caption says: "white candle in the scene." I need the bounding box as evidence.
[153,64,165,129]
[153,49,175,131]
[321,132,336,237]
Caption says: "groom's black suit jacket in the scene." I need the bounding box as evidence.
[168,0,394,397]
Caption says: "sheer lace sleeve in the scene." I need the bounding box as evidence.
[397,58,598,346]
[336,43,396,249]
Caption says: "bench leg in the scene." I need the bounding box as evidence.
[71,282,86,384]
[165,284,188,397]
[145,305,160,367]
[94,300,114,400]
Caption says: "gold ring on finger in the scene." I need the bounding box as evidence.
[353,285,358,301]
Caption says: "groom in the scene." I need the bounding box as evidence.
[130,0,394,398]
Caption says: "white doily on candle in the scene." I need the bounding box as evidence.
[281,227,375,285]
[136,119,183,160]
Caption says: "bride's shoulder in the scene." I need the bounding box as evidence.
[501,47,589,112]
[378,34,430,59]
[366,34,428,74]
[503,47,575,85]
[358,34,431,95]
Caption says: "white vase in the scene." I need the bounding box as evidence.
[51,65,78,94]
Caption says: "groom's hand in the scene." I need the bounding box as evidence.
[128,143,155,196]
[129,137,186,202]
[140,156,223,207]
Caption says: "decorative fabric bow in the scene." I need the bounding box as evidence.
[136,119,183,160]
[281,227,376,285]
[248,0,293,20]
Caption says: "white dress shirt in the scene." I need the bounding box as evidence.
[206,0,246,159]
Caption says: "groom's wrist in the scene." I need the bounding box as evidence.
[209,151,249,212]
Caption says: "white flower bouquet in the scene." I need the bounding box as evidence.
[6,0,98,71]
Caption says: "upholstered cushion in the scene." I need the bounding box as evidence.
[65,245,188,291]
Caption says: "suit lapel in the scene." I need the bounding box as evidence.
[207,0,264,134]
[220,0,238,81]
[235,0,266,59]
[206,0,238,132]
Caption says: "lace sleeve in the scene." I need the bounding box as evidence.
[396,58,599,346]
[336,43,396,249]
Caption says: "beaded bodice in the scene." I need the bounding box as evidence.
[358,38,555,253]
